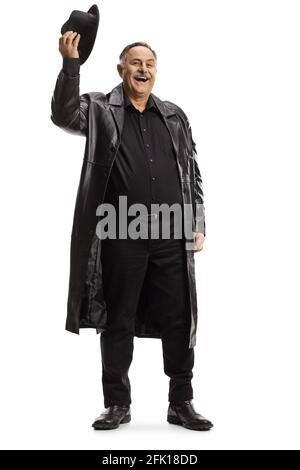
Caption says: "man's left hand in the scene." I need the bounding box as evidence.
[193,232,205,252]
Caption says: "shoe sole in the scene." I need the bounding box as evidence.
[92,414,131,430]
[167,415,213,431]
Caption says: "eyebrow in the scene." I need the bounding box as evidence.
[130,58,155,62]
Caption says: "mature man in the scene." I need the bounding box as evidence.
[51,30,213,431]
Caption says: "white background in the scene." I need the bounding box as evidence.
[0,0,299,450]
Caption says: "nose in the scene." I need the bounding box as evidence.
[138,63,147,73]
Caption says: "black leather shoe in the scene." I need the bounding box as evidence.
[167,400,213,431]
[92,405,131,430]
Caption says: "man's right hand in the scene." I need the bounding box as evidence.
[59,31,81,59]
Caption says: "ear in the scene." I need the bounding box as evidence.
[117,63,124,79]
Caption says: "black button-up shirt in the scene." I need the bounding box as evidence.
[103,88,183,211]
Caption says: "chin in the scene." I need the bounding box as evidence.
[134,87,149,95]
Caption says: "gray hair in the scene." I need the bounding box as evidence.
[119,41,157,64]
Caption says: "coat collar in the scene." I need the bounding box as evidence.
[108,82,176,117]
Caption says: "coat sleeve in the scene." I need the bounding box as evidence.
[187,118,206,237]
[50,58,89,136]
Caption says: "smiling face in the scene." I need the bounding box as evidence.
[117,46,157,99]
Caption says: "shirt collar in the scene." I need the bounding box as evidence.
[124,91,156,112]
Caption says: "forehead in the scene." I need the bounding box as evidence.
[126,46,155,62]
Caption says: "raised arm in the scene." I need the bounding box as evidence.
[51,31,89,136]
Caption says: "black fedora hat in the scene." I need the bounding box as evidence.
[61,4,100,65]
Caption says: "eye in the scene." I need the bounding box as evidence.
[147,64,153,68]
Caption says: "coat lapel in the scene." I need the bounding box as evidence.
[107,83,125,140]
[152,92,181,168]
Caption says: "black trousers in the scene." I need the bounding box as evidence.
[99,215,194,407]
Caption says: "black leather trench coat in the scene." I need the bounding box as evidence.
[50,67,206,348]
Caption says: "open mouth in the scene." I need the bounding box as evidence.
[134,76,149,83]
